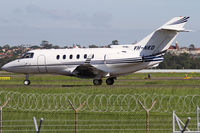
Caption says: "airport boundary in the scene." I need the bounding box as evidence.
[0,91,200,114]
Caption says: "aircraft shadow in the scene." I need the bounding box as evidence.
[61,85,93,87]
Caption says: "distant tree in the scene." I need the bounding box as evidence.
[189,44,195,50]
[41,40,49,45]
[76,45,81,48]
[52,45,60,49]
[40,40,53,49]
[157,53,200,69]
[112,40,119,45]
[89,45,98,48]
[30,45,41,49]
[3,44,10,49]
[11,46,18,49]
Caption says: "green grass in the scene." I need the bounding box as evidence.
[0,71,200,132]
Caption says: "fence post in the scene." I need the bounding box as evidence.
[0,98,10,133]
[197,106,199,131]
[173,111,175,132]
[68,99,85,133]
[139,100,156,133]
[182,117,191,133]
[33,117,44,133]
[173,111,191,133]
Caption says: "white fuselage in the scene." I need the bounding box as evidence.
[2,45,163,79]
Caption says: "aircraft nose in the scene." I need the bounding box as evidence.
[1,64,8,71]
[1,62,14,72]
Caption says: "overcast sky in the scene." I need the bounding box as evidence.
[0,0,199,47]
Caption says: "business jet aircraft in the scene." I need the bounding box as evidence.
[1,16,189,85]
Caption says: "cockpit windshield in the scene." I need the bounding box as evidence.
[21,53,34,59]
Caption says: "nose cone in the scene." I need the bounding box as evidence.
[1,60,25,73]
[1,64,9,71]
[1,62,15,72]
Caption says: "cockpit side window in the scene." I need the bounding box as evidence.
[21,53,34,59]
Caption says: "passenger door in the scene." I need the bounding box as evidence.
[37,55,47,73]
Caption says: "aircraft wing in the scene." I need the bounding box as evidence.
[72,64,106,78]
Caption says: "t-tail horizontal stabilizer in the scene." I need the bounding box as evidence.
[159,16,190,32]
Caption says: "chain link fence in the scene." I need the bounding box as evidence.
[1,111,199,133]
[1,112,173,133]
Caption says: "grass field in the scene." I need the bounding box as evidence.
[0,71,200,132]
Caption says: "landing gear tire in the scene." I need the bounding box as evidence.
[24,74,31,85]
[106,78,114,85]
[93,79,102,85]
[24,80,31,85]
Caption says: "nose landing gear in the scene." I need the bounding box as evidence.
[24,74,31,85]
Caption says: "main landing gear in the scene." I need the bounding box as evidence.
[93,79,102,85]
[106,78,114,85]
[24,74,31,85]
[93,77,116,85]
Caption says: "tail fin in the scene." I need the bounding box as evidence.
[138,16,189,56]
